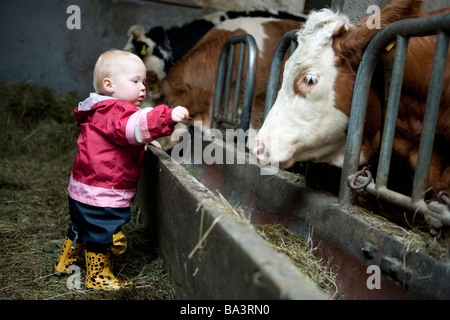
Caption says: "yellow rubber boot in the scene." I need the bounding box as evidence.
[53,237,85,276]
[85,250,132,291]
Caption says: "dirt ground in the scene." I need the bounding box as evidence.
[0,81,174,300]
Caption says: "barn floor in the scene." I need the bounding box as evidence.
[0,81,174,300]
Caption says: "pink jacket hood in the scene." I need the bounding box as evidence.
[74,93,117,125]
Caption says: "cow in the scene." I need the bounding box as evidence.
[124,20,216,77]
[161,17,303,139]
[252,0,450,229]
[123,20,216,107]
[124,12,304,108]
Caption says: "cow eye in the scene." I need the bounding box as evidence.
[304,74,319,86]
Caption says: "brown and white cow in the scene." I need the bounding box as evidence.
[253,0,450,228]
[161,17,302,133]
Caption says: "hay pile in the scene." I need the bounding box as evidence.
[0,81,174,300]
[255,224,338,298]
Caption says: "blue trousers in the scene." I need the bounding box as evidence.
[67,196,131,253]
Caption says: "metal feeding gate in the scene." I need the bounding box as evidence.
[140,13,450,300]
[211,34,257,132]
[263,13,450,231]
[338,13,450,232]
[264,29,298,120]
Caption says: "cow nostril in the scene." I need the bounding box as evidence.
[253,142,266,158]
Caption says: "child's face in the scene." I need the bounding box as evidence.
[106,57,147,106]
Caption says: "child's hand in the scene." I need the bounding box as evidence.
[148,140,162,149]
[171,106,190,122]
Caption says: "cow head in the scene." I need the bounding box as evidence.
[253,0,424,170]
[124,25,155,58]
[124,25,166,81]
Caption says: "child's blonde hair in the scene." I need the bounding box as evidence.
[93,49,142,94]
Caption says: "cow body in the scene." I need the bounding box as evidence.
[161,17,302,132]
[124,12,304,108]
[253,0,450,228]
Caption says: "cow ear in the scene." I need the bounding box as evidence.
[128,25,146,39]
[332,21,350,38]
[131,30,141,39]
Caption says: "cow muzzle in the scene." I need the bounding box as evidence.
[252,135,297,170]
[252,141,268,163]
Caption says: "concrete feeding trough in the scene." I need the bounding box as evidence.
[137,137,450,300]
[137,143,329,299]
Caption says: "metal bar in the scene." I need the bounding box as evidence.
[338,13,450,206]
[264,30,298,120]
[223,44,236,118]
[411,31,449,202]
[217,119,238,130]
[290,40,297,56]
[353,176,450,227]
[240,35,257,131]
[363,178,429,216]
[375,36,409,188]
[337,47,378,205]
[211,34,257,132]
[232,42,246,122]
[144,0,202,9]
[211,45,229,129]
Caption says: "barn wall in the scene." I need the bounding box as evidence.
[332,0,450,23]
[422,0,450,12]
[0,0,212,98]
[0,0,310,99]
[0,0,447,99]
[196,0,306,17]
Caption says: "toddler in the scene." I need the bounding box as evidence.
[53,49,189,291]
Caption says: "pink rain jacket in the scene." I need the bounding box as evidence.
[68,93,175,208]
